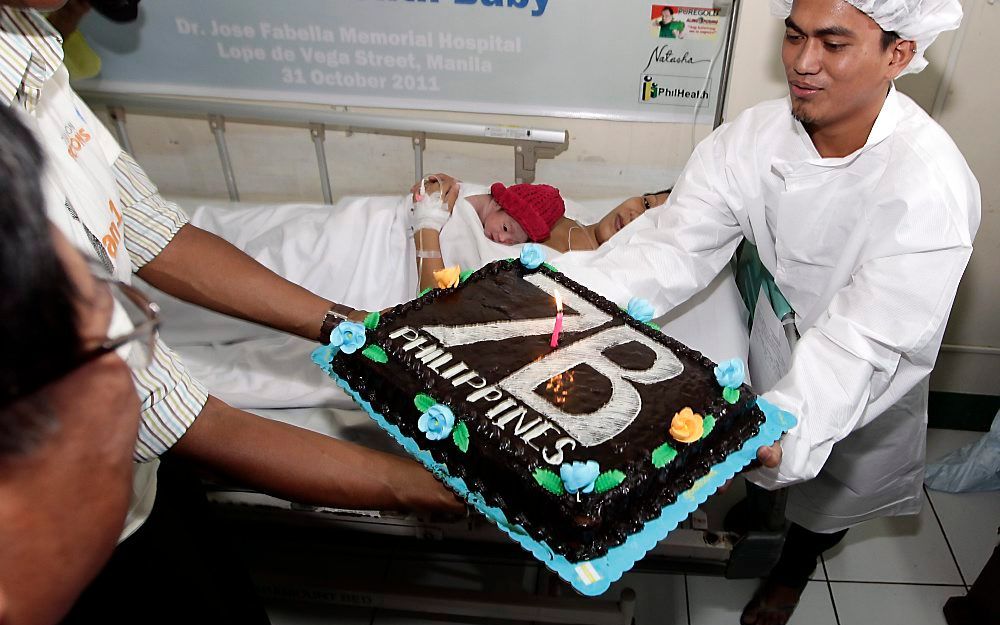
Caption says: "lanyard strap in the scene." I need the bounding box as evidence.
[64,198,114,275]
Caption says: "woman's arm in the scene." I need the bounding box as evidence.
[169,396,464,514]
[410,173,461,211]
[410,173,464,292]
[415,228,446,292]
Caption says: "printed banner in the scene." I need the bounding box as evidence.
[650,5,722,40]
[76,0,732,123]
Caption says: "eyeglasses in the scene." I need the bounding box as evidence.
[83,278,161,371]
[1,265,160,408]
[641,189,673,211]
[81,261,161,371]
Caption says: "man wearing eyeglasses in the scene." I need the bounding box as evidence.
[0,3,463,623]
[0,105,145,625]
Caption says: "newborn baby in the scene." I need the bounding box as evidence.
[413,173,671,254]
[413,175,566,245]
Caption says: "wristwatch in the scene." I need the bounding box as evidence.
[319,302,354,344]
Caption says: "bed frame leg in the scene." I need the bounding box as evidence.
[619,587,637,624]
[311,123,334,204]
[413,133,426,184]
[107,106,135,156]
[209,114,240,202]
[514,142,535,184]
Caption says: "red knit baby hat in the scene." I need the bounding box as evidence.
[489,182,565,242]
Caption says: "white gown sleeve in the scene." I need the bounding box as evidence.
[751,195,977,488]
[555,142,744,316]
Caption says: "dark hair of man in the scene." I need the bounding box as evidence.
[0,106,82,455]
[881,29,900,51]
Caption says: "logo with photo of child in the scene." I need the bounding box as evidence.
[651,5,685,39]
[650,5,721,40]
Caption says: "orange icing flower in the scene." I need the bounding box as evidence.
[434,265,461,289]
[669,407,704,444]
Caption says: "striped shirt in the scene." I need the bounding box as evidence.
[2,7,207,462]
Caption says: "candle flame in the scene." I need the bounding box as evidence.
[554,289,563,312]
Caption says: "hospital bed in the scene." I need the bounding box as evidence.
[84,92,788,624]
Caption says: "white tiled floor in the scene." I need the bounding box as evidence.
[923,429,1000,583]
[687,576,837,625]
[822,502,964,585]
[252,428,996,625]
[831,583,965,625]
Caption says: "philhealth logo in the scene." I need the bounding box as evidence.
[641,75,659,101]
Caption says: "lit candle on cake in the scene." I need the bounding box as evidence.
[550,290,563,348]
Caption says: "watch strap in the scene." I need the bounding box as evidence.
[319,303,353,344]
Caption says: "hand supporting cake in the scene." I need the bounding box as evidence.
[313,258,796,594]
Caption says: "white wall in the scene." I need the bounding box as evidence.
[103,0,998,395]
[105,104,712,203]
[920,0,1000,396]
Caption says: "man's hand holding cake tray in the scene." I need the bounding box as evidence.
[312,244,795,595]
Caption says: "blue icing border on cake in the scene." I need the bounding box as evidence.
[312,345,797,596]
[311,344,337,375]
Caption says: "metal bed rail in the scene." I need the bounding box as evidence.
[208,486,785,624]
[79,91,570,203]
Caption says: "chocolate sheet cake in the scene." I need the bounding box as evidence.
[313,256,795,595]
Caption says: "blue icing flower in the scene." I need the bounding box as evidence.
[626,297,655,323]
[519,243,546,270]
[330,321,367,355]
[418,403,456,441]
[714,358,746,389]
[559,460,600,494]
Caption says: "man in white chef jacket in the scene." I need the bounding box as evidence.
[558,0,980,622]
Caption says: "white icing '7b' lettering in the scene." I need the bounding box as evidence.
[421,273,610,347]
[409,274,685,449]
[499,325,683,447]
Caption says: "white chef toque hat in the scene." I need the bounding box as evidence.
[769,0,963,75]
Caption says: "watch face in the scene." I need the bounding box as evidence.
[90,0,140,23]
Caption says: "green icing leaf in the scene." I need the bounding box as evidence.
[701,414,716,439]
[459,269,475,283]
[723,386,740,404]
[363,311,380,330]
[645,320,661,331]
[418,287,433,297]
[533,468,565,495]
[361,344,387,364]
[652,443,678,468]
[542,262,559,273]
[413,393,437,413]
[594,470,626,494]
[452,421,470,453]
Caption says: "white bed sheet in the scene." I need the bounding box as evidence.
[153,192,749,421]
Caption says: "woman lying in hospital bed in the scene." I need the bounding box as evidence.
[408,173,672,292]
[150,176,748,415]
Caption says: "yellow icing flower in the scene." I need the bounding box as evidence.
[434,265,461,289]
[669,407,704,444]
